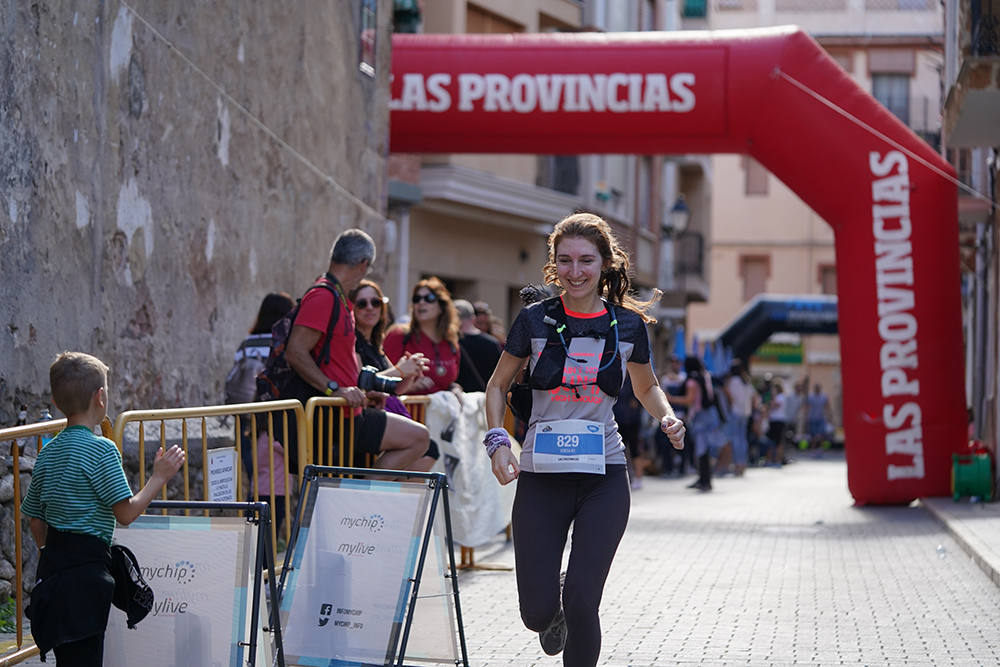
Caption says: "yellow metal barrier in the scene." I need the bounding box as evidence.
[1,395,429,664]
[0,644,39,667]
[0,416,111,663]
[402,395,430,427]
[304,397,356,468]
[304,395,431,470]
[111,400,306,561]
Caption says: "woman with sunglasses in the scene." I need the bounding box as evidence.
[349,279,428,394]
[383,277,461,395]
[483,213,686,666]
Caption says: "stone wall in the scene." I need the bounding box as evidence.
[0,0,394,422]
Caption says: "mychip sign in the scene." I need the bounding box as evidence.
[280,475,463,666]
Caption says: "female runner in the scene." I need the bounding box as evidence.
[483,213,686,666]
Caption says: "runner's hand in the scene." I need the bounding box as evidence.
[661,416,686,450]
[490,446,519,485]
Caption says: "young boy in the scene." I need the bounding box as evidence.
[20,351,185,665]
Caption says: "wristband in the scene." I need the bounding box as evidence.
[483,427,512,458]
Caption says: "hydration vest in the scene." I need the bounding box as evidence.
[507,296,623,422]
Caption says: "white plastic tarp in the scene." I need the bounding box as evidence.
[424,391,517,548]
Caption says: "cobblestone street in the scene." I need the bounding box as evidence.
[455,453,1000,666]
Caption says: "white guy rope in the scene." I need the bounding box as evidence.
[774,67,995,207]
[120,1,384,221]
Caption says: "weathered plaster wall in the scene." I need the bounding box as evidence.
[1,1,393,421]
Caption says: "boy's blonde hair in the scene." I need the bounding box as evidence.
[50,351,108,416]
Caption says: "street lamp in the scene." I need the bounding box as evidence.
[663,194,690,237]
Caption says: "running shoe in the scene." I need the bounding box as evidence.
[539,572,568,655]
[539,608,566,655]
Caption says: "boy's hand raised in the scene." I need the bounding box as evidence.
[116,445,187,525]
[153,445,185,480]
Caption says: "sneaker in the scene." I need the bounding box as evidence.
[539,572,567,655]
[630,476,642,490]
[539,608,566,655]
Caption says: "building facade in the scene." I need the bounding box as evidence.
[387,0,707,370]
[685,0,944,431]
[942,0,999,455]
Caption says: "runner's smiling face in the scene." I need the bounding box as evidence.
[555,236,605,303]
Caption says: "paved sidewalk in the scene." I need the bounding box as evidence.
[922,494,1000,587]
[455,452,1000,666]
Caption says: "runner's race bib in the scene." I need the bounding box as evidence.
[533,419,605,474]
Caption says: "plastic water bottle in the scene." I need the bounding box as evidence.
[936,544,947,559]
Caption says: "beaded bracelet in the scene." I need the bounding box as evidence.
[483,427,512,458]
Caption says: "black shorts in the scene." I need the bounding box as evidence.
[353,407,388,455]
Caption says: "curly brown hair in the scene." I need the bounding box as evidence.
[542,212,661,323]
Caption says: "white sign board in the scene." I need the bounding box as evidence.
[105,515,260,667]
[281,480,429,665]
[398,507,461,663]
[207,447,238,502]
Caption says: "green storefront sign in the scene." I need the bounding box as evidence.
[752,341,803,364]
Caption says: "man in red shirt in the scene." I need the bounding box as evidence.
[285,229,434,471]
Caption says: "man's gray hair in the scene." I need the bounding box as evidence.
[330,228,376,266]
[454,299,475,320]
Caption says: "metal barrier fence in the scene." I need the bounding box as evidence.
[1,395,431,666]
[303,395,431,469]
[111,399,307,566]
[0,416,111,663]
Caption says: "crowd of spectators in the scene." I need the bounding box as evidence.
[227,229,836,496]
[627,354,837,492]
[227,229,506,474]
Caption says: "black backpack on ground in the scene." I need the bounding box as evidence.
[255,278,341,405]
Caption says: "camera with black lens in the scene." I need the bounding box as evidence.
[357,365,403,395]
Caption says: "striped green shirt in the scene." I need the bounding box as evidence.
[21,425,133,545]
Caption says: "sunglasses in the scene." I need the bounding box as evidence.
[412,292,439,304]
[354,297,386,309]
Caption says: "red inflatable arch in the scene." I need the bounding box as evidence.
[389,27,966,505]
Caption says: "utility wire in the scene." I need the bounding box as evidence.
[120,1,384,221]
[117,5,995,217]
[774,67,996,208]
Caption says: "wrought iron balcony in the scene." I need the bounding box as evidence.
[970,0,999,56]
[674,230,704,278]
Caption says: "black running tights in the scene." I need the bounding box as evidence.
[512,465,630,667]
